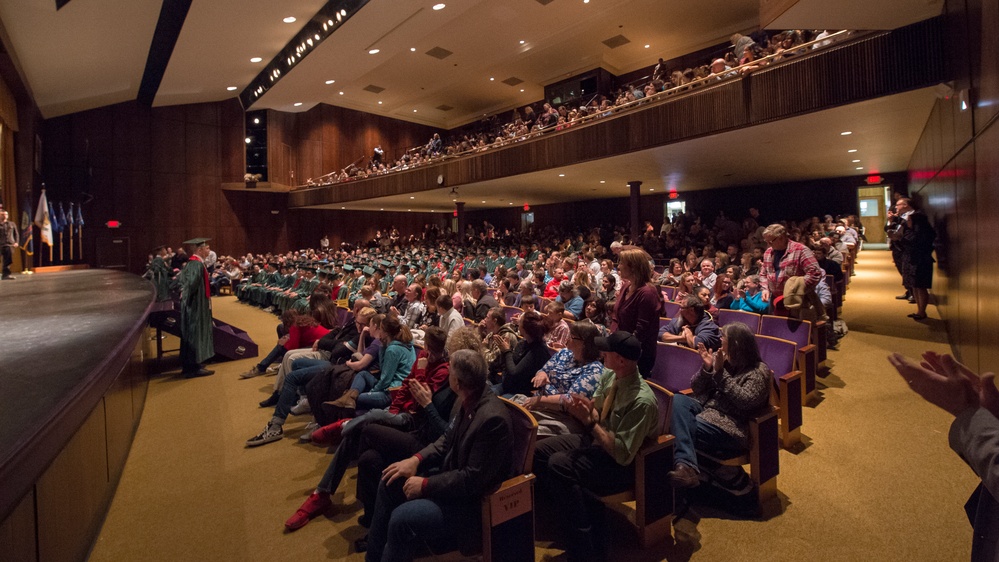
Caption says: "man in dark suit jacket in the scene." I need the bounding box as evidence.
[889,350,999,562]
[366,349,513,561]
[467,279,499,322]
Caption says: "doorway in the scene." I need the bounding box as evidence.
[857,186,889,244]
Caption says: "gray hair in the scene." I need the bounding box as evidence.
[450,349,488,393]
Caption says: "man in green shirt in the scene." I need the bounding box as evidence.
[532,330,659,561]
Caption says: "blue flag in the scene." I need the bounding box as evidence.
[48,201,61,233]
[67,203,75,226]
[58,202,68,230]
[20,209,33,255]
[75,204,84,227]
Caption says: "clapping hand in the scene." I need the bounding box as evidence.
[696,342,715,370]
[566,393,596,425]
[409,379,433,407]
[888,351,999,418]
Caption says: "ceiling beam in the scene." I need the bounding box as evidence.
[137,0,192,107]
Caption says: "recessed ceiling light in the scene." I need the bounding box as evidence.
[841,131,852,135]
[340,9,346,16]
[378,101,383,105]
[380,208,384,211]
[341,207,345,209]
[410,47,416,52]
[325,79,335,85]
[253,118,260,124]
[519,40,525,45]
[413,109,418,112]
[294,102,303,107]
[558,173,565,177]
[410,196,415,199]
[226,86,237,91]
[433,3,446,10]
[856,166,863,170]
[649,188,654,191]
[489,77,495,81]
[339,91,344,95]
[599,180,605,183]
[852,159,861,163]
[283,16,296,23]
[644,44,650,49]
[369,48,380,54]
[244,137,251,144]
[520,89,524,92]
[481,200,486,203]
[250,57,263,63]
[848,149,857,153]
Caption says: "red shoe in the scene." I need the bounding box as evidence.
[311,418,349,445]
[285,492,332,531]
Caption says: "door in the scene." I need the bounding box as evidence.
[857,186,887,244]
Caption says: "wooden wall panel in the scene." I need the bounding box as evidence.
[35,405,108,562]
[41,98,254,271]
[975,123,999,372]
[104,367,134,484]
[0,489,37,562]
[907,0,998,368]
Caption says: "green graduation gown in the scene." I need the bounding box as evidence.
[175,257,214,366]
[146,256,172,302]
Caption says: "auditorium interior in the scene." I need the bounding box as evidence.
[0,0,997,560]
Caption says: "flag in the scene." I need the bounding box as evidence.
[75,203,84,227]
[58,202,68,231]
[67,203,75,226]
[19,210,33,255]
[49,200,61,233]
[34,190,52,246]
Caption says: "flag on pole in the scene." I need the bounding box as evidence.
[34,189,52,246]
[75,203,84,227]
[67,203,75,227]
[58,202,68,231]
[49,200,61,233]
[19,209,33,256]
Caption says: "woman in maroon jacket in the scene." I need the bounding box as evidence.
[611,248,663,377]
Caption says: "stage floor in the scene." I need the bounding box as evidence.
[0,269,153,464]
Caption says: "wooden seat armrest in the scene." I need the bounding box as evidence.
[486,473,536,499]
[679,388,694,396]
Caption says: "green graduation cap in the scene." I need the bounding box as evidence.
[362,266,375,275]
[183,237,210,246]
[343,264,354,272]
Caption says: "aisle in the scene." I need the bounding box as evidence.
[90,252,975,561]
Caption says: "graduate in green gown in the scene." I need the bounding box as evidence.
[174,238,215,377]
[145,245,173,302]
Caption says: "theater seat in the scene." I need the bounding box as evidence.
[595,381,676,547]
[696,401,780,514]
[759,315,817,402]
[755,335,803,449]
[479,398,539,561]
[716,309,762,332]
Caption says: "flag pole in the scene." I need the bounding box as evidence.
[78,224,83,260]
[59,230,64,262]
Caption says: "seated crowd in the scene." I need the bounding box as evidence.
[146,207,858,560]
[302,29,848,187]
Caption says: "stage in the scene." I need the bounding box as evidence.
[0,269,155,561]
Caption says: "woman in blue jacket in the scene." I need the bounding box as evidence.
[328,314,416,411]
[729,274,771,314]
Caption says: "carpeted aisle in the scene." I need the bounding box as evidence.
[89,250,978,561]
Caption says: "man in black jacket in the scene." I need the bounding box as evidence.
[366,349,513,562]
[467,279,498,322]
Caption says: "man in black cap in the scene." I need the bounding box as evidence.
[174,238,215,377]
[532,330,660,561]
